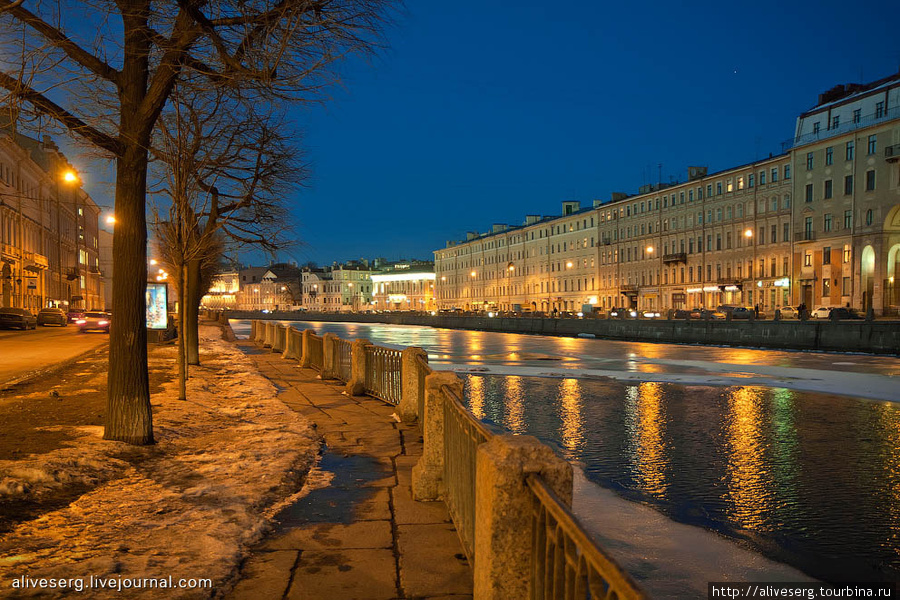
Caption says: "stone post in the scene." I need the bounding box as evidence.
[399,346,428,423]
[321,333,337,380]
[412,371,463,501]
[263,322,274,347]
[250,320,258,341]
[473,434,573,600]
[300,329,312,368]
[255,321,266,343]
[345,338,371,396]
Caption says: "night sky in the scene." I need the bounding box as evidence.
[88,1,900,267]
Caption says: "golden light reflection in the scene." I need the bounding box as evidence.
[468,375,486,420]
[876,402,900,552]
[726,386,771,530]
[504,376,526,434]
[557,378,585,458]
[631,382,668,498]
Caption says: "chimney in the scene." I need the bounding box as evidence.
[491,224,508,233]
[561,201,580,215]
[524,215,542,225]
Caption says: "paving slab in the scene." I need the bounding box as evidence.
[225,345,473,600]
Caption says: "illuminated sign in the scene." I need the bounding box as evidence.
[146,283,168,330]
[686,287,703,293]
[388,294,408,303]
[703,286,721,292]
[774,278,790,288]
[371,272,436,283]
[724,285,740,291]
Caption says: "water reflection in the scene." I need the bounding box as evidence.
[725,387,771,531]
[625,383,668,498]
[504,376,526,434]
[557,378,585,458]
[467,375,485,420]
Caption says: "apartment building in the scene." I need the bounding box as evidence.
[435,71,900,315]
[371,261,435,312]
[0,129,102,311]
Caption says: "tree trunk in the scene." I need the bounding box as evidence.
[186,258,201,365]
[104,145,153,444]
[177,263,187,400]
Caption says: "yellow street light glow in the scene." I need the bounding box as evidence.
[150,259,158,265]
[441,276,447,281]
[105,215,116,224]
[566,261,573,268]
[470,271,476,277]
[62,170,78,183]
[508,264,515,271]
[744,229,753,237]
[646,246,654,254]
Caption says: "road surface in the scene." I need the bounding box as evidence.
[0,324,109,387]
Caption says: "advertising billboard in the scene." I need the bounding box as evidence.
[146,282,168,330]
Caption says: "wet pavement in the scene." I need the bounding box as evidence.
[226,342,472,600]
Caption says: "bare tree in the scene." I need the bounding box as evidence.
[0,0,394,444]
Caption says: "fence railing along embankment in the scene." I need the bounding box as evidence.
[242,317,646,600]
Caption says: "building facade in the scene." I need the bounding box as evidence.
[371,261,435,312]
[0,130,102,311]
[435,72,900,316]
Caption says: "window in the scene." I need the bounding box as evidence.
[866,209,873,226]
[804,216,813,238]
[784,164,791,179]
[707,184,712,197]
[843,245,851,263]
[784,222,789,243]
[759,170,766,185]
[876,101,885,118]
[867,134,877,155]
[748,174,755,187]
[771,224,777,244]
[813,122,821,134]
[846,140,854,160]
[806,152,814,170]
[823,278,831,297]
[844,175,853,195]
[844,210,852,229]
[853,109,861,124]
[824,179,833,199]
[866,170,876,191]
[716,182,722,195]
[689,190,694,202]
[726,180,734,193]
[771,168,778,182]
[832,115,840,130]
[804,251,812,267]
[842,276,850,294]
[737,177,744,190]
[716,234,722,250]
[824,213,833,232]
[823,246,831,265]
[805,183,813,203]
[825,146,833,165]
[758,227,765,245]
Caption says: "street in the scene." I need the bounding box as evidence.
[0,325,109,388]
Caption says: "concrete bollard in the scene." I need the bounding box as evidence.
[473,434,573,600]
[345,338,371,396]
[284,327,300,360]
[263,322,275,347]
[300,329,312,368]
[400,347,428,424]
[412,371,463,501]
[250,320,258,341]
[321,333,338,380]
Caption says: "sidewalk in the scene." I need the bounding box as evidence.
[227,340,473,600]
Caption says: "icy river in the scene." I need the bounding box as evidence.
[232,319,900,594]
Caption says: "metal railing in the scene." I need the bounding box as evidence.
[307,333,324,371]
[335,337,352,382]
[364,345,403,404]
[441,383,494,562]
[526,474,645,600]
[415,353,432,422]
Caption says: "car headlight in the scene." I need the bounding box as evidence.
[99,320,109,326]
[76,319,86,324]
[629,311,637,318]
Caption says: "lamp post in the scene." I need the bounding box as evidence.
[507,262,514,311]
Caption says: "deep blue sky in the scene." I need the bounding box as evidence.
[89,1,900,267]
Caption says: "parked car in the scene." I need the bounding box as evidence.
[0,307,38,330]
[672,308,692,319]
[66,308,86,323]
[641,310,662,319]
[609,307,638,319]
[37,307,68,326]
[826,307,864,320]
[730,306,754,320]
[779,306,800,319]
[76,311,111,333]
[811,306,832,319]
[690,307,725,320]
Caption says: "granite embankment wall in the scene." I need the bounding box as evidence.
[222,311,900,355]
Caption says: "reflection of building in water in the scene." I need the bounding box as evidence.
[771,388,800,504]
[466,375,485,420]
[726,386,772,530]
[557,378,585,458]
[875,402,900,554]
[503,376,526,434]
[624,383,668,498]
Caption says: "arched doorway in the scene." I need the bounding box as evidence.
[860,245,875,312]
[887,244,900,313]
